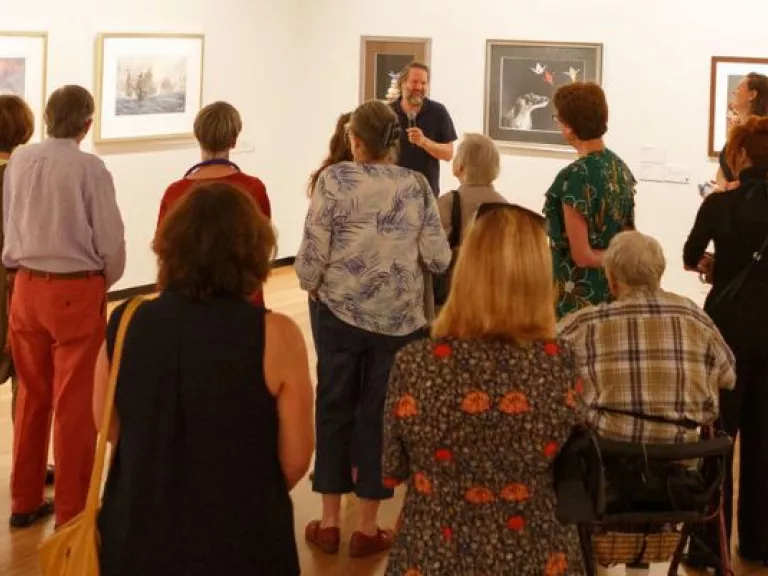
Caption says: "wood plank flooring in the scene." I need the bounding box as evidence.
[1,266,765,575]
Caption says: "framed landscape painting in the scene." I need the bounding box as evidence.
[484,39,603,151]
[708,56,768,157]
[0,32,47,141]
[359,36,431,103]
[95,33,204,144]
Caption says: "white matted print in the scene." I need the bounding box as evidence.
[708,56,768,157]
[0,32,47,141]
[95,34,204,143]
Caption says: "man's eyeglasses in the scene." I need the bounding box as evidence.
[475,202,546,227]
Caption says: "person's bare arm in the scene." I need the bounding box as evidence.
[264,312,314,491]
[563,205,604,268]
[422,138,454,161]
[407,128,454,161]
[92,342,121,445]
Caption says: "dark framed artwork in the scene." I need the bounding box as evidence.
[359,36,431,103]
[484,39,603,151]
[708,56,768,157]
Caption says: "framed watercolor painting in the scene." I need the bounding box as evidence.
[0,32,48,141]
[484,39,603,152]
[95,33,204,144]
[708,56,768,157]
[359,36,431,103]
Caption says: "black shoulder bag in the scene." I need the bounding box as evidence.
[712,180,768,308]
[433,190,462,307]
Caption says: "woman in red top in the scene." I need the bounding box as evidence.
[157,101,271,306]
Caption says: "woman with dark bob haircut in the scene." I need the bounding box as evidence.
[94,183,314,576]
[543,82,636,319]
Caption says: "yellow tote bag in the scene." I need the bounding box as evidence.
[38,295,146,576]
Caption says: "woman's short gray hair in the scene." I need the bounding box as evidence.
[603,231,666,289]
[453,133,500,186]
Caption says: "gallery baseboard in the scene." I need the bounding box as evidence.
[107,256,296,302]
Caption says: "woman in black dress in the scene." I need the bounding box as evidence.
[684,115,768,568]
[94,183,314,576]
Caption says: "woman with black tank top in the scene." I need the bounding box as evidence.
[94,183,314,576]
[684,116,768,569]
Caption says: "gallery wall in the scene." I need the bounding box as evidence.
[1,0,302,291]
[5,0,768,299]
[295,0,768,304]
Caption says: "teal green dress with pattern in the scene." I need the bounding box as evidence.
[543,149,636,320]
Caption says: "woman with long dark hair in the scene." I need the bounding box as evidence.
[308,111,353,196]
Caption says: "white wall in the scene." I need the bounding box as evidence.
[5,0,768,298]
[295,0,768,304]
[1,0,302,290]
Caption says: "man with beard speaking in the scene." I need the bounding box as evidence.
[390,61,457,321]
[390,62,457,197]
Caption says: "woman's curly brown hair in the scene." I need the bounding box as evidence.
[154,182,276,300]
[727,115,768,173]
[553,82,608,141]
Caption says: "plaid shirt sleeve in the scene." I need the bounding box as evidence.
[708,331,736,391]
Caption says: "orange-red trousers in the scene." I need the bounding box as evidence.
[10,271,106,526]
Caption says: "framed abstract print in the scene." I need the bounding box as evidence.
[0,32,48,141]
[95,33,205,144]
[708,56,768,157]
[359,36,431,103]
[484,39,603,151]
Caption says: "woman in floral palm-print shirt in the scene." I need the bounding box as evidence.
[543,82,635,320]
[383,203,584,576]
[296,100,450,559]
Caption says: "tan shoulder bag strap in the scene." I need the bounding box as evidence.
[83,295,146,513]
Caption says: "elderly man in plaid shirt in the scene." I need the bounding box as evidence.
[558,230,736,445]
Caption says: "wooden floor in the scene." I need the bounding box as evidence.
[1,266,766,575]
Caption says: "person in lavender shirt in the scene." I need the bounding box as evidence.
[2,84,126,529]
[296,99,450,558]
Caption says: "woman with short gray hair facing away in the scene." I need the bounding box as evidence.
[296,99,451,558]
[433,133,507,307]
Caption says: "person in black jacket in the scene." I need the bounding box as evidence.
[683,115,768,568]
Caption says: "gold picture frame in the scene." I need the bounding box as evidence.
[0,31,49,141]
[94,32,205,144]
[359,36,431,103]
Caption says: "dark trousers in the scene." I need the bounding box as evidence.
[693,299,768,563]
[312,301,426,500]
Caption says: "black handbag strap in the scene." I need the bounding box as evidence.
[448,190,462,248]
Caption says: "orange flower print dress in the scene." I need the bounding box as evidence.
[382,338,585,575]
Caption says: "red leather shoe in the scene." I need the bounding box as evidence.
[305,520,340,554]
[349,528,394,558]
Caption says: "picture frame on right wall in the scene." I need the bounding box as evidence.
[484,39,603,152]
[708,56,768,157]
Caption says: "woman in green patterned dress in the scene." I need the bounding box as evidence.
[543,82,636,320]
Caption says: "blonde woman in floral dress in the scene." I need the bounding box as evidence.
[543,82,635,319]
[382,203,584,576]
